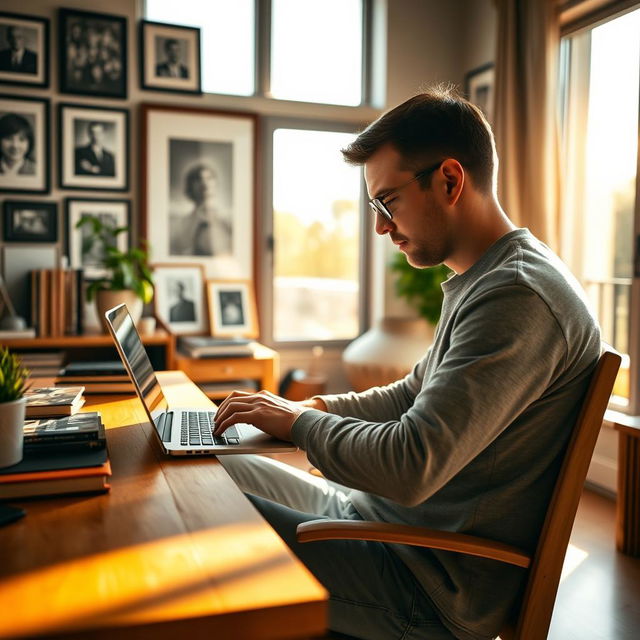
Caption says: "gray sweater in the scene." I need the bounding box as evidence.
[291,229,601,640]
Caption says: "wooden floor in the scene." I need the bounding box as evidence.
[270,453,640,639]
[549,488,640,639]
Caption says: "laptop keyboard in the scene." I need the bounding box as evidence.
[180,411,240,447]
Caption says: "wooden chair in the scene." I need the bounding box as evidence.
[297,348,621,640]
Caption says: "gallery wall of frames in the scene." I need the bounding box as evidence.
[0,5,260,337]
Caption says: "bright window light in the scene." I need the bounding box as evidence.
[270,0,363,106]
[145,0,255,96]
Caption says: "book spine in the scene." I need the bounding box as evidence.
[30,270,39,336]
[76,269,84,334]
[25,432,104,445]
[39,269,47,338]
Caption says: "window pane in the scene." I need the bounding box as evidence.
[561,8,640,404]
[271,0,363,106]
[146,0,255,96]
[272,129,361,341]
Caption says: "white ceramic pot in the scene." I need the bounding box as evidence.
[96,290,143,333]
[0,397,26,468]
[342,316,435,391]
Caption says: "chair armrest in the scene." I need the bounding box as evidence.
[296,520,531,569]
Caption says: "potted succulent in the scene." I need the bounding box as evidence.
[76,216,154,332]
[343,254,450,391]
[0,347,29,468]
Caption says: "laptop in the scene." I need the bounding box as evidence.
[104,304,296,456]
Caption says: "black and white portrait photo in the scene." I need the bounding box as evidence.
[59,103,128,191]
[3,200,57,242]
[74,119,116,177]
[168,138,233,258]
[59,8,127,99]
[206,280,258,338]
[152,263,205,334]
[140,21,201,94]
[0,95,49,193]
[66,198,129,278]
[0,13,49,87]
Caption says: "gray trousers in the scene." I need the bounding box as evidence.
[220,455,455,640]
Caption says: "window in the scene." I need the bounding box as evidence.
[145,0,255,96]
[270,0,364,105]
[560,8,640,409]
[268,125,364,342]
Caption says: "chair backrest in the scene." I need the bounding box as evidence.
[509,347,621,640]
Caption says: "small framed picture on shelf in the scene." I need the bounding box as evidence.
[65,198,130,279]
[206,279,258,339]
[0,94,49,194]
[58,8,127,99]
[0,12,49,88]
[3,200,57,242]
[464,62,495,125]
[139,20,201,94]
[153,263,207,335]
[58,103,129,191]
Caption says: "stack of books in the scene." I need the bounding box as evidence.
[30,268,84,337]
[17,352,65,377]
[56,361,134,394]
[0,412,110,499]
[25,386,85,418]
[177,336,258,358]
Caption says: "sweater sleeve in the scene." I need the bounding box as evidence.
[291,285,568,506]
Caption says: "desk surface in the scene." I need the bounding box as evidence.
[0,372,327,639]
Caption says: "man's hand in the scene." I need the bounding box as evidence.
[213,390,311,442]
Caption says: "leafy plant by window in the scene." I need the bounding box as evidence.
[390,253,450,326]
[0,347,29,403]
[75,217,154,304]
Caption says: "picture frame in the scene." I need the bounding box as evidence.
[3,200,57,242]
[58,8,127,99]
[0,12,49,88]
[139,20,201,94]
[59,103,129,191]
[0,94,49,194]
[152,263,207,335]
[206,279,258,339]
[65,197,130,279]
[464,62,495,126]
[142,104,257,280]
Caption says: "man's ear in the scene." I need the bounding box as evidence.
[440,159,464,205]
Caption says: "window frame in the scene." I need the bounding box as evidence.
[260,116,371,348]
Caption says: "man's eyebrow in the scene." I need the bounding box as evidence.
[371,186,395,201]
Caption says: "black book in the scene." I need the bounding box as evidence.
[59,361,127,377]
[23,412,106,450]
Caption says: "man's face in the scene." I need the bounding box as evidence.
[190,168,216,204]
[7,27,25,52]
[364,144,452,269]
[1,130,29,163]
[167,42,180,64]
[88,124,105,146]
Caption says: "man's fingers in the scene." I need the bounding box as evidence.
[214,409,257,435]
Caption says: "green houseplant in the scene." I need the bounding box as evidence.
[0,347,30,468]
[76,216,154,331]
[389,252,450,326]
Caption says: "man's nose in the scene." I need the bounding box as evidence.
[374,212,394,236]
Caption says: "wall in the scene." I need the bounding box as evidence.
[0,0,498,391]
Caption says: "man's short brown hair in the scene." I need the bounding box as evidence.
[342,85,496,193]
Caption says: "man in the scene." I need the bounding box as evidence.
[215,86,601,640]
[155,38,188,78]
[0,26,37,74]
[169,281,195,322]
[74,121,115,177]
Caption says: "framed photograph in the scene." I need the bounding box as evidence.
[142,104,257,280]
[65,198,130,279]
[206,279,258,339]
[58,8,127,99]
[152,263,206,335]
[0,12,49,88]
[140,21,201,94]
[3,200,57,242]
[0,94,49,194]
[59,103,129,191]
[465,62,495,126]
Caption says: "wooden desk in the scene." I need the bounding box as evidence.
[605,409,640,556]
[0,372,327,639]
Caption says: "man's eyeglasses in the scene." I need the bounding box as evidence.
[368,161,443,221]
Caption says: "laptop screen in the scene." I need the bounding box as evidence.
[104,304,168,420]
